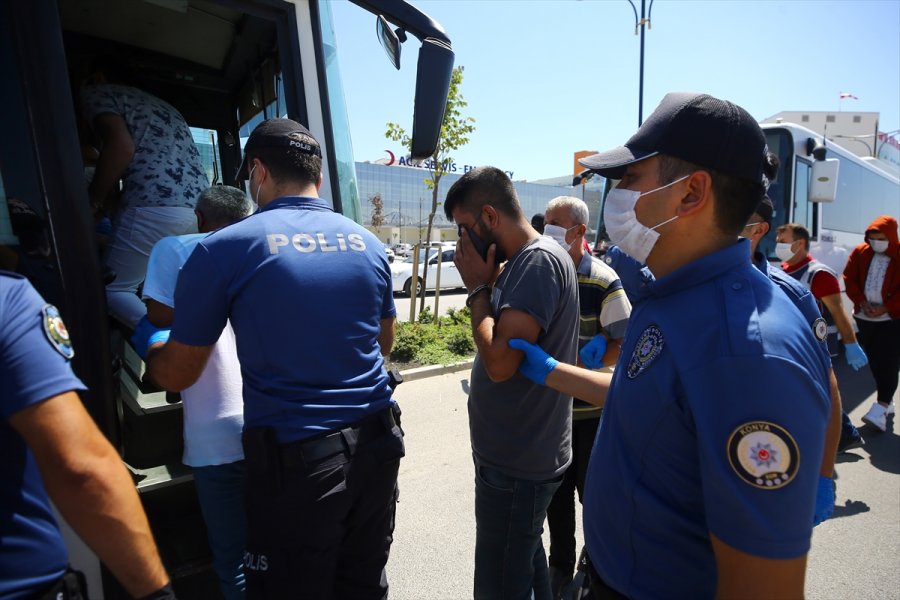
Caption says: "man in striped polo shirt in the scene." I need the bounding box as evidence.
[542,196,632,598]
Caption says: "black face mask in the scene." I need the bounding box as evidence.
[459,215,506,265]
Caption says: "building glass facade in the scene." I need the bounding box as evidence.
[187,133,607,245]
[355,162,604,244]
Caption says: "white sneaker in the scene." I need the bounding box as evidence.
[862,403,888,432]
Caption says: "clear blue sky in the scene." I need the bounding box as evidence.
[330,0,900,182]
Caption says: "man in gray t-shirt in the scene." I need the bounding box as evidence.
[446,166,579,600]
[81,77,208,327]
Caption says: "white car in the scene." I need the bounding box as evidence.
[392,242,412,257]
[390,243,464,295]
[383,245,395,263]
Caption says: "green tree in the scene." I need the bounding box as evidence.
[369,192,385,227]
[386,65,475,315]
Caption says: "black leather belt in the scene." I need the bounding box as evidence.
[279,407,396,468]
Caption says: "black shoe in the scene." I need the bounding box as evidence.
[838,429,865,453]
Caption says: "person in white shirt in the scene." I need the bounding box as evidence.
[141,185,252,599]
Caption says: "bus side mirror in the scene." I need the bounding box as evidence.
[810,158,839,203]
[377,15,402,70]
[409,38,454,160]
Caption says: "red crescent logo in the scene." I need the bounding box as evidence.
[385,150,395,166]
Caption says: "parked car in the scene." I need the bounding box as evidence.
[384,245,395,263]
[392,242,412,257]
[390,243,463,296]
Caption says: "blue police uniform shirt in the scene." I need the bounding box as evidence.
[1,272,86,599]
[602,244,653,304]
[171,196,396,444]
[754,251,832,367]
[583,240,831,599]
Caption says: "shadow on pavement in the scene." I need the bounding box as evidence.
[830,499,871,520]
[832,354,878,414]
[461,378,470,395]
[835,452,864,465]
[860,416,899,475]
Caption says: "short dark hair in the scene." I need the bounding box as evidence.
[657,151,778,235]
[776,223,811,250]
[249,132,321,186]
[444,166,522,221]
[196,186,253,227]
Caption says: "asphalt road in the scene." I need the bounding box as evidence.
[386,356,899,599]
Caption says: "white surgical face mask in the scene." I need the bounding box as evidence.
[543,223,578,252]
[775,242,796,262]
[870,239,889,253]
[602,175,688,263]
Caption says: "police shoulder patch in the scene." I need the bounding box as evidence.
[812,317,828,342]
[727,421,799,490]
[42,304,74,360]
[626,324,665,379]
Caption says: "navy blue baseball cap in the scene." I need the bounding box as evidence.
[579,92,767,184]
[236,118,321,180]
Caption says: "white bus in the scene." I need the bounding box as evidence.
[1,0,451,596]
[760,122,900,267]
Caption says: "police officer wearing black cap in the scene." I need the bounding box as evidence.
[136,118,404,598]
[510,93,831,599]
[1,272,174,600]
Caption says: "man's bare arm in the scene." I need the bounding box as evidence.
[146,339,214,391]
[89,114,134,209]
[711,533,806,599]
[820,293,857,344]
[545,362,612,407]
[469,288,542,382]
[9,392,169,598]
[145,298,175,328]
[821,369,841,478]
[378,317,396,356]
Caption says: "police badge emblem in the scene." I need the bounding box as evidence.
[727,421,799,490]
[812,317,828,342]
[42,304,74,360]
[627,324,664,379]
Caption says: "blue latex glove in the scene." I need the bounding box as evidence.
[130,315,171,360]
[579,335,608,369]
[813,475,835,526]
[508,338,559,385]
[844,342,868,371]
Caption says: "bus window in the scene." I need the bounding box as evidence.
[317,1,361,224]
[794,159,812,228]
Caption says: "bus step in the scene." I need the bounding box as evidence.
[125,462,193,494]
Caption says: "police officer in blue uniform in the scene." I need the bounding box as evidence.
[742,196,841,525]
[1,272,173,600]
[510,93,831,599]
[137,119,403,599]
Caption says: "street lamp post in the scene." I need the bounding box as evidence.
[627,0,655,126]
[832,134,875,157]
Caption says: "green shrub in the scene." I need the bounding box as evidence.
[445,324,475,355]
[390,309,475,366]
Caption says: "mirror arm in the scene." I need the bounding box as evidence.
[350,0,451,45]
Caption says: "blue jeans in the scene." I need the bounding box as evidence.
[193,460,247,600]
[474,460,564,600]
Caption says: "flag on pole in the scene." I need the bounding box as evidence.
[839,92,859,100]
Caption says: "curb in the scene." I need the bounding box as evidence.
[398,358,474,383]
